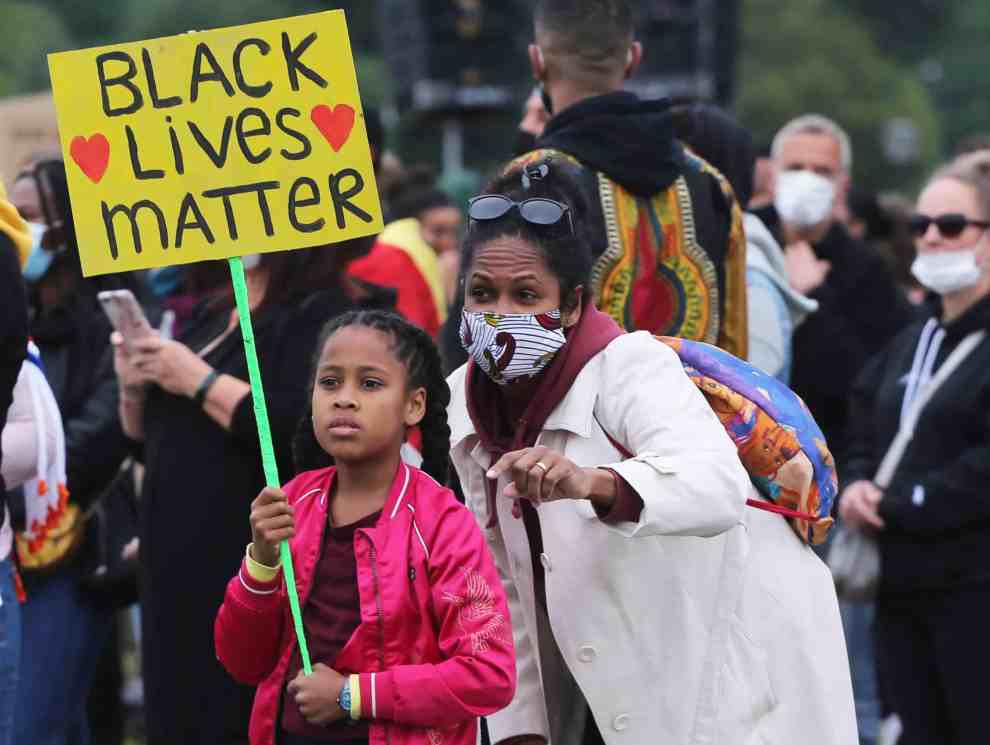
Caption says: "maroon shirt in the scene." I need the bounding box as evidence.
[281,509,381,740]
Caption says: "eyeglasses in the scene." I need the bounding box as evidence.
[467,194,574,235]
[908,213,990,238]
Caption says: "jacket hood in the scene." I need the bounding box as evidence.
[674,102,755,206]
[536,92,682,197]
[744,213,819,322]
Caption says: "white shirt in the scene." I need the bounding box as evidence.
[1,365,60,560]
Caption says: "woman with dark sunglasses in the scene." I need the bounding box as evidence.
[840,152,990,745]
[447,163,856,745]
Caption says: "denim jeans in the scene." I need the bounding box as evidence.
[0,558,21,745]
[13,571,110,745]
[840,600,880,745]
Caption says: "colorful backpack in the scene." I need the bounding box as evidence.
[658,337,837,545]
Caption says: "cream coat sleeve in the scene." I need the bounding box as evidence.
[594,332,750,538]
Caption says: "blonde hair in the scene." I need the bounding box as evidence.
[930,149,990,220]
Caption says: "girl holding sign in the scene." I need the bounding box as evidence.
[115,245,391,745]
[214,310,515,745]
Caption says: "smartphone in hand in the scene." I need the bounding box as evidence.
[98,290,153,354]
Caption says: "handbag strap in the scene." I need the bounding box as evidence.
[874,329,986,488]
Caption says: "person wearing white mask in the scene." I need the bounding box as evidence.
[756,116,914,745]
[840,153,990,745]
[753,114,912,453]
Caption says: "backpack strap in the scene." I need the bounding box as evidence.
[592,414,821,523]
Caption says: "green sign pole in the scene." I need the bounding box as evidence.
[228,256,312,674]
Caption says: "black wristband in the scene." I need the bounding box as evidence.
[193,369,220,407]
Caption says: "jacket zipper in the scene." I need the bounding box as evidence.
[367,538,391,745]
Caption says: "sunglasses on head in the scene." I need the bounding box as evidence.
[908,213,990,238]
[467,194,574,235]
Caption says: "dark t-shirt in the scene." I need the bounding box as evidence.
[282,509,381,740]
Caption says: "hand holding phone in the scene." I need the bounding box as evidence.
[98,290,153,355]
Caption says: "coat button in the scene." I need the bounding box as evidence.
[577,645,597,663]
[540,553,552,572]
[613,714,630,732]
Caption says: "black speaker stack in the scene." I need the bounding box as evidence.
[379,0,738,118]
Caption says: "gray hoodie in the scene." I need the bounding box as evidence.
[744,212,819,382]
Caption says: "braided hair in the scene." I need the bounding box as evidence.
[292,310,452,483]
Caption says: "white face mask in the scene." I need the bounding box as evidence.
[459,309,567,385]
[241,253,262,271]
[22,222,55,283]
[911,248,984,295]
[774,170,836,228]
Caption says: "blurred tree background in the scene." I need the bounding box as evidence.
[0,1,386,102]
[0,0,987,195]
[735,0,943,192]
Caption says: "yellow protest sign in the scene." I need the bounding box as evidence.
[48,11,383,277]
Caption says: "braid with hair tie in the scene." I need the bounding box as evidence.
[291,310,451,483]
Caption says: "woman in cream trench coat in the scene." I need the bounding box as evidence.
[449,332,857,745]
[447,167,857,745]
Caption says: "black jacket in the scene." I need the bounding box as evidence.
[31,292,129,509]
[0,237,27,495]
[844,293,990,593]
[753,207,914,456]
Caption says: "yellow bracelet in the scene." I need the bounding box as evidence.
[349,674,361,720]
[245,544,281,582]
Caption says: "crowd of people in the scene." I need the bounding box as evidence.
[2,1,989,745]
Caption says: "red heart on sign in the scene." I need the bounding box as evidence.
[311,104,355,152]
[70,134,111,184]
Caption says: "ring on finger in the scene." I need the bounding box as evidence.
[534,462,550,474]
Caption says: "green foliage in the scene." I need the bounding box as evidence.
[834,0,945,64]
[0,1,380,94]
[116,0,327,44]
[41,0,133,48]
[0,2,73,96]
[736,0,941,193]
[929,2,990,153]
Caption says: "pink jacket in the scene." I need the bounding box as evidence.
[214,463,516,745]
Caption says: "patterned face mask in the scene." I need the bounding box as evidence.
[459,309,567,385]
